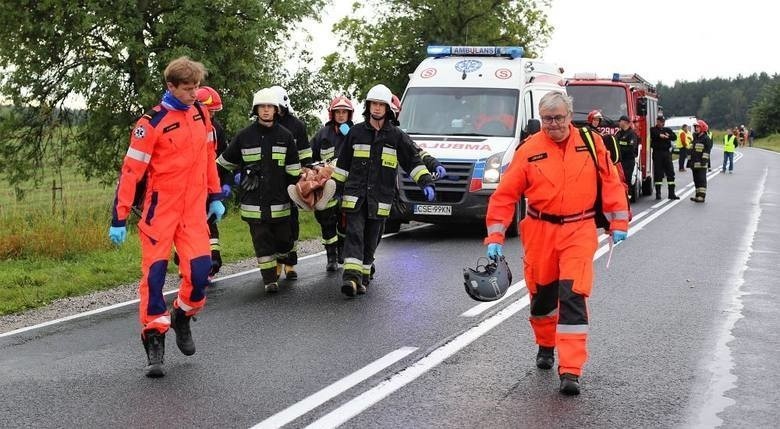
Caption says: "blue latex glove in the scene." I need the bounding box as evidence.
[612,230,627,244]
[220,184,231,199]
[339,123,350,135]
[434,165,447,180]
[487,243,503,261]
[234,171,242,187]
[109,226,126,245]
[423,186,435,201]
[208,200,226,222]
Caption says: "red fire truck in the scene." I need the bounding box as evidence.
[565,73,660,201]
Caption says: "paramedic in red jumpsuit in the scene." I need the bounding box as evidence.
[109,57,224,377]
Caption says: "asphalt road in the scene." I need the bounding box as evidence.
[1,146,778,429]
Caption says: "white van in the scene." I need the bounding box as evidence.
[389,45,565,233]
[664,116,697,131]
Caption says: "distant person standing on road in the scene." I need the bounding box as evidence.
[722,127,737,174]
[483,92,629,395]
[109,57,226,377]
[677,124,691,172]
[689,120,713,203]
[650,115,679,200]
[615,115,638,188]
[749,128,755,147]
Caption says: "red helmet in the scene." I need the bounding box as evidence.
[390,94,402,115]
[196,86,223,111]
[328,95,353,121]
[587,109,603,123]
[696,119,709,133]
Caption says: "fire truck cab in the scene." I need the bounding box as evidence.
[565,73,659,201]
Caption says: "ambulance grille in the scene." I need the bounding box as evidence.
[399,161,473,203]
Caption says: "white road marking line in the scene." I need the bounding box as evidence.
[304,294,531,429]
[251,347,418,429]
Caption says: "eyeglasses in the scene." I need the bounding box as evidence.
[541,114,568,124]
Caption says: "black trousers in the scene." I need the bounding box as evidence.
[248,220,293,284]
[280,206,299,266]
[314,204,338,244]
[692,167,708,199]
[652,150,675,190]
[342,204,385,285]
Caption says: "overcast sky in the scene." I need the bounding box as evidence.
[308,0,780,86]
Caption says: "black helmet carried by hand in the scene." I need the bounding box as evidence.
[463,256,512,302]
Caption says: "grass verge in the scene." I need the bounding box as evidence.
[0,207,321,315]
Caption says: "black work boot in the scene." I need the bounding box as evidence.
[655,185,662,200]
[142,331,166,378]
[341,279,357,297]
[668,185,679,200]
[169,306,195,356]
[559,373,581,395]
[336,241,345,265]
[536,346,555,370]
[284,264,298,280]
[325,244,339,272]
[357,274,369,295]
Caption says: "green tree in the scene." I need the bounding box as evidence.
[321,0,553,99]
[0,0,325,193]
[749,82,780,136]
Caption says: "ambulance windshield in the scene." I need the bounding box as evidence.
[400,87,518,137]
[567,85,628,125]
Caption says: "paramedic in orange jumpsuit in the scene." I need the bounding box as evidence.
[109,57,225,378]
[483,92,629,395]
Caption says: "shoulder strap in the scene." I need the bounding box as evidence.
[579,127,598,167]
[193,102,207,125]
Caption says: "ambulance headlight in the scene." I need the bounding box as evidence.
[483,153,503,183]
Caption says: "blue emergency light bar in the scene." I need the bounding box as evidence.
[426,45,524,59]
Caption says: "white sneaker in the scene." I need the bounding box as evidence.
[287,184,313,211]
[314,179,337,211]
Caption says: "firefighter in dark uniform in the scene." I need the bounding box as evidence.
[332,84,436,297]
[650,115,679,200]
[615,115,638,188]
[271,85,312,281]
[309,95,355,271]
[689,119,713,203]
[217,88,301,293]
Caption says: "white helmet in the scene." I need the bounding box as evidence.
[251,88,278,115]
[269,85,291,111]
[365,84,393,106]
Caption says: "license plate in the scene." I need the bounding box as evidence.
[414,204,452,215]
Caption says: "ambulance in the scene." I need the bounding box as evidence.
[388,45,565,234]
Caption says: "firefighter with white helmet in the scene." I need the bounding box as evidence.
[216,88,301,293]
[269,85,312,281]
[332,84,436,297]
[303,95,355,271]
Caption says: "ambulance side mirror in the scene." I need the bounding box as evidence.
[525,118,541,135]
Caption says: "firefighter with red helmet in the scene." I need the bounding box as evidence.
[195,86,232,276]
[308,95,355,270]
[689,119,713,202]
[217,88,301,293]
[109,57,225,377]
[484,92,629,395]
[332,84,435,297]
[587,110,621,167]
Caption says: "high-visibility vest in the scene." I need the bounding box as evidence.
[724,135,736,152]
[676,130,690,148]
